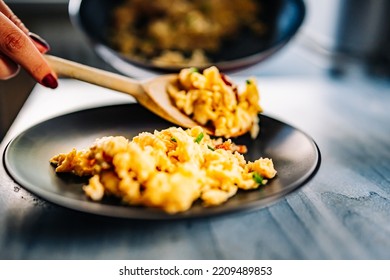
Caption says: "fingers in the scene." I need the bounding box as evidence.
[0,52,20,79]
[0,0,23,79]
[28,32,50,54]
[0,0,56,87]
[0,0,49,53]
[0,12,57,88]
[0,1,28,33]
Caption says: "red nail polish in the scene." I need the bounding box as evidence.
[29,32,50,53]
[41,74,58,89]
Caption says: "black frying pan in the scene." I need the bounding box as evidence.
[68,0,305,77]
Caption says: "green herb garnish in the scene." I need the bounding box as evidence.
[189,67,199,73]
[171,137,177,142]
[207,145,215,151]
[194,132,204,144]
[252,172,264,185]
[246,79,251,85]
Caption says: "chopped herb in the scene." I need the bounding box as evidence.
[207,145,215,151]
[246,79,251,85]
[194,132,204,143]
[171,137,177,142]
[189,67,199,73]
[252,172,263,184]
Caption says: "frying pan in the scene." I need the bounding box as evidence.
[68,0,305,78]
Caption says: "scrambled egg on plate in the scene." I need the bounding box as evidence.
[50,126,276,214]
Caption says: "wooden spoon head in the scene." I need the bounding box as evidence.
[142,74,214,135]
[143,74,252,138]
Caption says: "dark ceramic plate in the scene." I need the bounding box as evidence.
[4,104,320,219]
[68,0,305,77]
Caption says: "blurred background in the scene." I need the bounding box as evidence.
[1,0,389,141]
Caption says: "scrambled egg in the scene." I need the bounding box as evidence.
[50,126,276,214]
[111,0,265,67]
[167,66,262,138]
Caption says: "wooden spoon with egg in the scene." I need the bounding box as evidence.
[45,55,213,134]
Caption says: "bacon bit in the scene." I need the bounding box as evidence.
[234,145,247,154]
[102,152,113,163]
[220,73,238,95]
[220,73,233,87]
[215,141,232,151]
[215,141,247,154]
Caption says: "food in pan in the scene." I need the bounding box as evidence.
[110,0,266,67]
[50,126,276,214]
[168,66,262,138]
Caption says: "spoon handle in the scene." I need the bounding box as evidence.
[44,55,144,98]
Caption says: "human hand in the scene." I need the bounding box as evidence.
[0,0,58,88]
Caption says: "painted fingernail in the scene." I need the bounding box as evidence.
[41,74,58,89]
[29,32,50,53]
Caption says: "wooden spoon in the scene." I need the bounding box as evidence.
[44,55,212,134]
